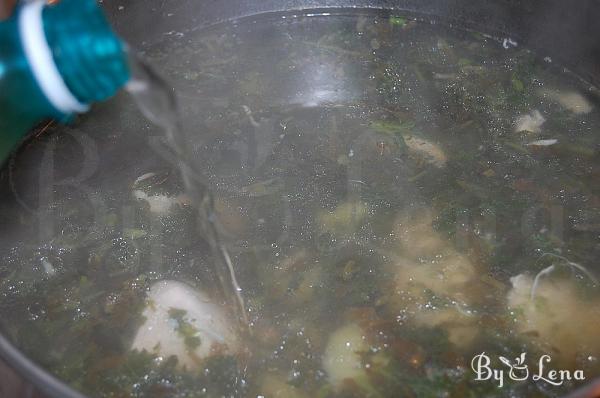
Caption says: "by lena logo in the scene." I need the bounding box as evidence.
[471,352,585,388]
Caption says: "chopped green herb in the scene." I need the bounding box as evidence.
[389,16,407,27]
[168,308,202,351]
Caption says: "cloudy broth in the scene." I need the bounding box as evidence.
[1,11,600,398]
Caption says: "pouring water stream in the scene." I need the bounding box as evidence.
[124,52,249,333]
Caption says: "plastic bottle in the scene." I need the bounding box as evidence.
[0,0,130,163]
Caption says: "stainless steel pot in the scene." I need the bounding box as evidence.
[1,1,599,397]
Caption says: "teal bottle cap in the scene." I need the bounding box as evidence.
[43,0,130,105]
[18,0,130,115]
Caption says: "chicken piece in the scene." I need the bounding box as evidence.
[258,373,309,398]
[412,307,478,348]
[539,88,593,114]
[131,280,239,370]
[318,201,368,235]
[514,110,546,134]
[133,190,188,215]
[394,252,476,304]
[322,323,368,387]
[389,208,484,349]
[507,274,600,366]
[403,134,448,168]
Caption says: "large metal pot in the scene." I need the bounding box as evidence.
[1,1,599,397]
